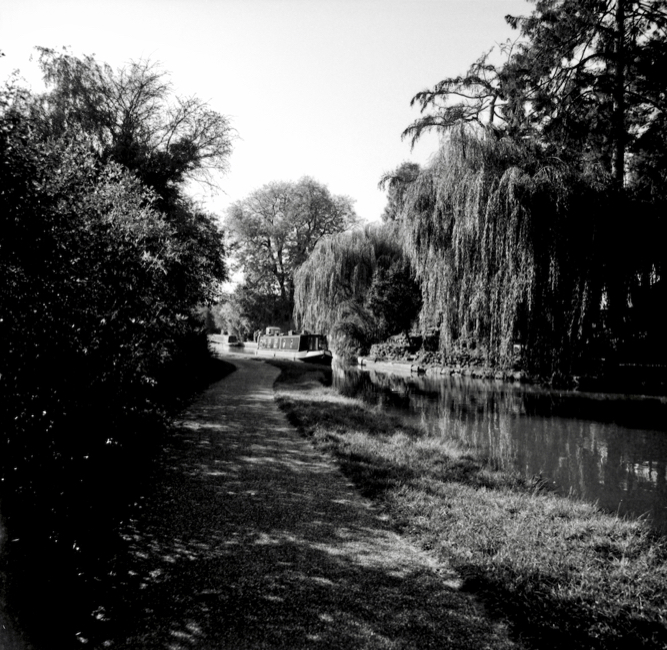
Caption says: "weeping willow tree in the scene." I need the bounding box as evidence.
[400,126,609,379]
[294,223,420,358]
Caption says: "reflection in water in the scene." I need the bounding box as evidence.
[333,364,667,532]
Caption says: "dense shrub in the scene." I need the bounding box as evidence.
[0,85,226,546]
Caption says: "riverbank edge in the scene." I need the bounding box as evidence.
[354,355,667,397]
[355,355,524,380]
[272,360,667,650]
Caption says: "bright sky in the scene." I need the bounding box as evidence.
[0,0,529,223]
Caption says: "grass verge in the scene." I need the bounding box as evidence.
[272,360,667,650]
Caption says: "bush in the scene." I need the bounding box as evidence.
[0,92,225,549]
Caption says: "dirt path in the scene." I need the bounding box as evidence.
[109,354,518,649]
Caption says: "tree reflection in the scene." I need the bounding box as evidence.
[333,366,667,531]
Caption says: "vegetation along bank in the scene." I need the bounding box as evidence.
[0,47,234,644]
[273,360,667,650]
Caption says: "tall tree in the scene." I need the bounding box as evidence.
[27,47,235,206]
[225,177,357,330]
[294,223,421,357]
[400,0,667,377]
[405,1,667,192]
[505,0,667,355]
[505,0,667,190]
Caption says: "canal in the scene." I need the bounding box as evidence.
[332,363,667,532]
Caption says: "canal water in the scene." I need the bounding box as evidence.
[332,364,667,532]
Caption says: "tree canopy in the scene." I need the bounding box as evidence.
[294,223,421,357]
[399,126,612,376]
[25,47,235,206]
[405,0,667,194]
[225,177,358,331]
[397,0,667,379]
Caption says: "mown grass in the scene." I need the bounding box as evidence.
[272,360,667,650]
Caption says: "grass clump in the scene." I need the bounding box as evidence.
[272,360,667,650]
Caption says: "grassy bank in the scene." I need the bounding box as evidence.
[272,360,667,650]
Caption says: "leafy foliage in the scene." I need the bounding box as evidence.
[225,177,358,331]
[211,289,253,341]
[398,126,618,377]
[0,51,230,559]
[403,47,525,146]
[398,1,667,379]
[27,47,235,204]
[378,161,421,222]
[294,224,421,357]
[405,0,667,192]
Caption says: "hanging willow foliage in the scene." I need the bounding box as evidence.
[293,223,418,356]
[400,126,610,378]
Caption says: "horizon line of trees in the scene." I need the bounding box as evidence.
[213,177,359,340]
[289,0,667,382]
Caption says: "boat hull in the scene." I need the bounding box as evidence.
[255,331,332,364]
[254,348,332,364]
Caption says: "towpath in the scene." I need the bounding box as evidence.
[109,352,519,649]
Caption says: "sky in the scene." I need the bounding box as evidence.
[0,0,530,224]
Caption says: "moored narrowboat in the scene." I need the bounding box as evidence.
[256,327,332,363]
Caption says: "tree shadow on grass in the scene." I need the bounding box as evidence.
[88,373,517,650]
[273,390,667,650]
[457,570,667,650]
[0,355,239,650]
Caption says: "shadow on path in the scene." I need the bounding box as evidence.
[105,356,517,649]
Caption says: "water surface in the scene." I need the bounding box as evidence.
[332,364,667,532]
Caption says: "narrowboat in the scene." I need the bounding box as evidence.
[256,327,332,363]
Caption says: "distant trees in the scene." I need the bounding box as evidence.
[225,177,358,331]
[294,224,421,357]
[211,289,252,341]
